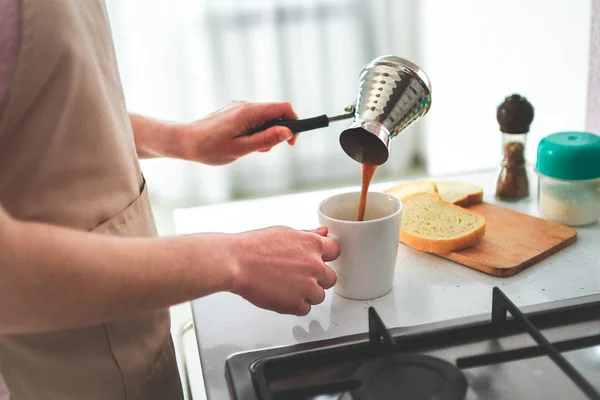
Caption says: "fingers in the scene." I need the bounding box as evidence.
[296,301,311,316]
[236,126,294,155]
[304,226,327,236]
[306,283,326,305]
[321,236,341,262]
[248,101,299,122]
[304,225,340,261]
[234,102,301,153]
[288,279,330,316]
[316,263,337,289]
[288,134,299,146]
[300,265,334,318]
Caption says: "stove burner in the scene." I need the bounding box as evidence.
[351,354,468,400]
[241,287,600,400]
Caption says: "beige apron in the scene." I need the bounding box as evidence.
[0,0,183,399]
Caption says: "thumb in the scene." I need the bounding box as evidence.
[237,126,294,154]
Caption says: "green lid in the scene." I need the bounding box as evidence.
[536,131,600,180]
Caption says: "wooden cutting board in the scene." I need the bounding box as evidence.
[436,202,577,277]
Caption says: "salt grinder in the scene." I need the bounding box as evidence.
[495,94,534,201]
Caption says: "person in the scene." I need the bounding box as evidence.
[0,1,341,399]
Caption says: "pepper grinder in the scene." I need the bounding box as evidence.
[495,94,534,201]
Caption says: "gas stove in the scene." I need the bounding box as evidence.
[225,287,600,400]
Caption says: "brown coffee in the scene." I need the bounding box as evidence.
[357,163,378,221]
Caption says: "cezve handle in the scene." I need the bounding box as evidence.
[242,114,330,136]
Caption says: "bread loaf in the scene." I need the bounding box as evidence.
[383,180,439,201]
[400,192,486,253]
[435,180,483,207]
[385,179,483,207]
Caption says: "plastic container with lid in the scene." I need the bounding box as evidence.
[535,131,600,226]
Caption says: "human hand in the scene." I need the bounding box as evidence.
[177,101,299,166]
[229,225,340,316]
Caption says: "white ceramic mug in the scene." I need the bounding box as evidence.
[317,191,402,300]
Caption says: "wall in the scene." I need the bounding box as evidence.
[415,0,591,175]
[587,0,600,132]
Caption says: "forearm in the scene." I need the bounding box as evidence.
[130,114,185,159]
[0,207,237,334]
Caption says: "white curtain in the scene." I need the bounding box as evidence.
[105,0,424,234]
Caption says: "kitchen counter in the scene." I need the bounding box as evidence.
[173,167,600,400]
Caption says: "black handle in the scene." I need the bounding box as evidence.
[244,114,330,136]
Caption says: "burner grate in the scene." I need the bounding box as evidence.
[456,287,600,400]
[248,287,600,400]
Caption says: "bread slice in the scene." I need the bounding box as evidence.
[384,180,440,202]
[400,192,486,254]
[435,180,483,207]
[385,179,483,208]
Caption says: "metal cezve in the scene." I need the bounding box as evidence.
[242,55,432,166]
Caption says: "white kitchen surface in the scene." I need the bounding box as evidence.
[173,167,600,400]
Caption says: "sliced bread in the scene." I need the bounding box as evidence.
[385,179,483,208]
[384,180,440,202]
[435,180,483,207]
[400,192,486,254]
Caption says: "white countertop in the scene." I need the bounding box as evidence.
[173,167,600,400]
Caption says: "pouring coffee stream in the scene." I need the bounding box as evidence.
[358,163,378,221]
[241,55,433,219]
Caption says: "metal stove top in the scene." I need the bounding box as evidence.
[225,287,600,400]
